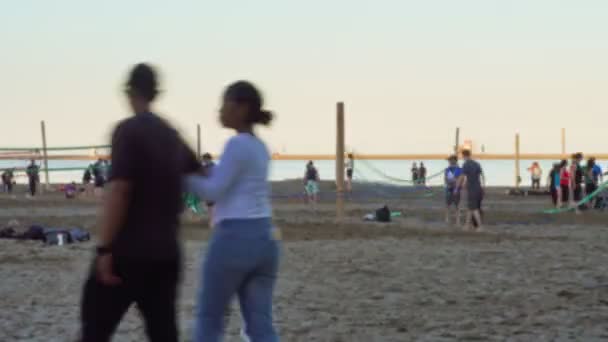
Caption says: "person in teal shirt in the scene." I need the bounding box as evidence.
[26,160,40,196]
[547,163,561,207]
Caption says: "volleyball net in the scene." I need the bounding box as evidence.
[0,144,110,158]
[0,144,111,184]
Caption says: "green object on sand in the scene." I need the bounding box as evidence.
[390,211,402,217]
[184,193,202,214]
[543,180,608,214]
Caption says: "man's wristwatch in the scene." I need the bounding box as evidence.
[96,246,112,256]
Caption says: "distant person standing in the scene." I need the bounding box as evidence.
[590,157,603,184]
[419,162,427,185]
[2,168,14,194]
[201,153,215,175]
[444,155,462,225]
[559,159,570,205]
[584,158,601,209]
[304,161,320,205]
[83,165,94,197]
[411,162,419,184]
[457,150,485,231]
[570,153,584,212]
[102,160,111,182]
[345,153,354,193]
[548,163,561,208]
[79,63,201,342]
[590,158,604,209]
[528,162,542,189]
[201,153,216,223]
[83,167,92,185]
[93,159,106,196]
[26,160,40,197]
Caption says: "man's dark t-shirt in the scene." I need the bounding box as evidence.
[462,159,483,193]
[26,165,40,182]
[109,113,199,260]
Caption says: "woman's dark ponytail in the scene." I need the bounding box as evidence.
[224,80,273,126]
[255,109,273,126]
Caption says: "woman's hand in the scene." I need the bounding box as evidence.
[96,254,122,286]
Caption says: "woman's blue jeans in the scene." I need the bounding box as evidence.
[193,218,280,342]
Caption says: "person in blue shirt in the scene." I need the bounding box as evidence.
[590,157,603,184]
[444,155,462,225]
[587,157,604,209]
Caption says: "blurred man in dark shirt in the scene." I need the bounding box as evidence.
[79,64,200,342]
[458,150,485,231]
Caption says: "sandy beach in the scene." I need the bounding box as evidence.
[1,181,608,341]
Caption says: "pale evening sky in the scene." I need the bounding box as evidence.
[1,0,607,155]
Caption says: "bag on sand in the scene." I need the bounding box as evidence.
[45,228,90,245]
[375,206,391,223]
[44,231,71,245]
[69,228,91,242]
[22,226,46,241]
[0,227,16,238]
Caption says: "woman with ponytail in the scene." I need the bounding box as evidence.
[186,81,279,342]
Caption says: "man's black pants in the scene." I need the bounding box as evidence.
[29,179,36,196]
[80,257,180,342]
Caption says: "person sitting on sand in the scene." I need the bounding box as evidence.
[65,181,78,199]
[548,163,561,208]
[444,155,462,225]
[345,153,354,193]
[528,162,542,190]
[457,150,485,232]
[304,161,320,205]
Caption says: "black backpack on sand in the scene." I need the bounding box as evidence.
[375,205,391,223]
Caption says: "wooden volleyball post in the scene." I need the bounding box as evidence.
[40,120,50,191]
[561,128,566,157]
[196,124,202,159]
[515,133,521,188]
[336,102,345,220]
[454,127,460,155]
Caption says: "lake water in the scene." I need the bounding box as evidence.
[2,159,605,187]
